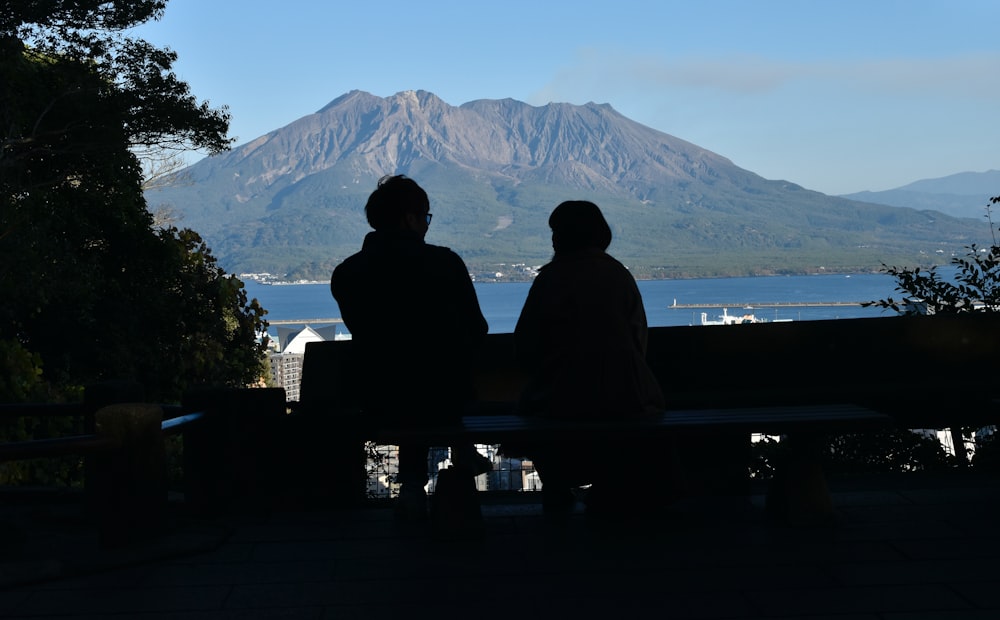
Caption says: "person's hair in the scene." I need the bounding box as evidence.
[364,174,430,230]
[549,200,612,254]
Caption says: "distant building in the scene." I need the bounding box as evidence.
[269,353,305,402]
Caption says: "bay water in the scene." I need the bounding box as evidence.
[245,272,903,337]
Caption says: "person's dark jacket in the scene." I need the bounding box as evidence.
[515,248,664,420]
[331,229,488,422]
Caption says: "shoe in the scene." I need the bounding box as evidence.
[429,467,485,541]
[582,484,629,520]
[469,452,493,476]
[583,484,667,523]
[452,447,493,476]
[542,485,576,515]
[394,485,428,522]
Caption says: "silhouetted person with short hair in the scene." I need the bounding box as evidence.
[331,174,490,520]
[514,200,666,516]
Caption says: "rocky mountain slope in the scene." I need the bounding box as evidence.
[146,90,987,280]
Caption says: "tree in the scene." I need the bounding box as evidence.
[1,1,268,403]
[1,1,230,163]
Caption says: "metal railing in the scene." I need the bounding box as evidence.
[364,442,540,500]
[1,403,206,462]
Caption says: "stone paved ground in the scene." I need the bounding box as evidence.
[1,472,997,619]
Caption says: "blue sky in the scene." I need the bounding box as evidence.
[130,0,1000,195]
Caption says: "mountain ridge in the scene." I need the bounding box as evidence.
[146,90,988,280]
[840,170,1000,220]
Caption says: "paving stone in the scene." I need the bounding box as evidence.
[1,474,997,619]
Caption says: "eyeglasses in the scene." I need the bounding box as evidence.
[425,213,433,225]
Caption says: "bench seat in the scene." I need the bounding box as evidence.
[354,403,889,524]
[368,403,890,445]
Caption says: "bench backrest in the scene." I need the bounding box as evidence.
[300,313,1000,428]
[299,339,363,412]
[299,333,528,414]
[647,313,1000,427]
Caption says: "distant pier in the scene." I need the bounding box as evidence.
[669,301,866,309]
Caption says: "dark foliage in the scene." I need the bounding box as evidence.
[865,196,1000,315]
[971,432,999,470]
[823,430,953,474]
[1,1,267,405]
[750,429,953,480]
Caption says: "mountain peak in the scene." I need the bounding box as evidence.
[151,90,984,279]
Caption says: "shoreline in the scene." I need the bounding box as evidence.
[241,270,890,287]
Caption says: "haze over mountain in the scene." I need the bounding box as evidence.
[841,170,1000,221]
[146,90,988,281]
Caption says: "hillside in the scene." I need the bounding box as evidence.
[146,90,988,280]
[841,170,1000,220]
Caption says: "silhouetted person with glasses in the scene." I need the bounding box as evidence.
[331,175,491,520]
[513,200,667,518]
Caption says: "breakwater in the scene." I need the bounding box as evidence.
[669,301,866,309]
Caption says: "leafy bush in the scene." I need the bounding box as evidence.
[0,339,45,403]
[749,429,952,480]
[824,430,953,474]
[971,431,999,471]
[866,196,1000,316]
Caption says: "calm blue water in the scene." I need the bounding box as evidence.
[245,273,903,337]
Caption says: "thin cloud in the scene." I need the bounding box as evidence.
[531,49,1000,102]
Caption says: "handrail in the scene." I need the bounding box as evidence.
[161,411,206,436]
[0,407,208,460]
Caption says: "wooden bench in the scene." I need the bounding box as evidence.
[296,328,908,522]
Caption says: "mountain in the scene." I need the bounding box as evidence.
[146,90,988,280]
[840,170,1000,220]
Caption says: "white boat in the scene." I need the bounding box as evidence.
[700,308,766,325]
